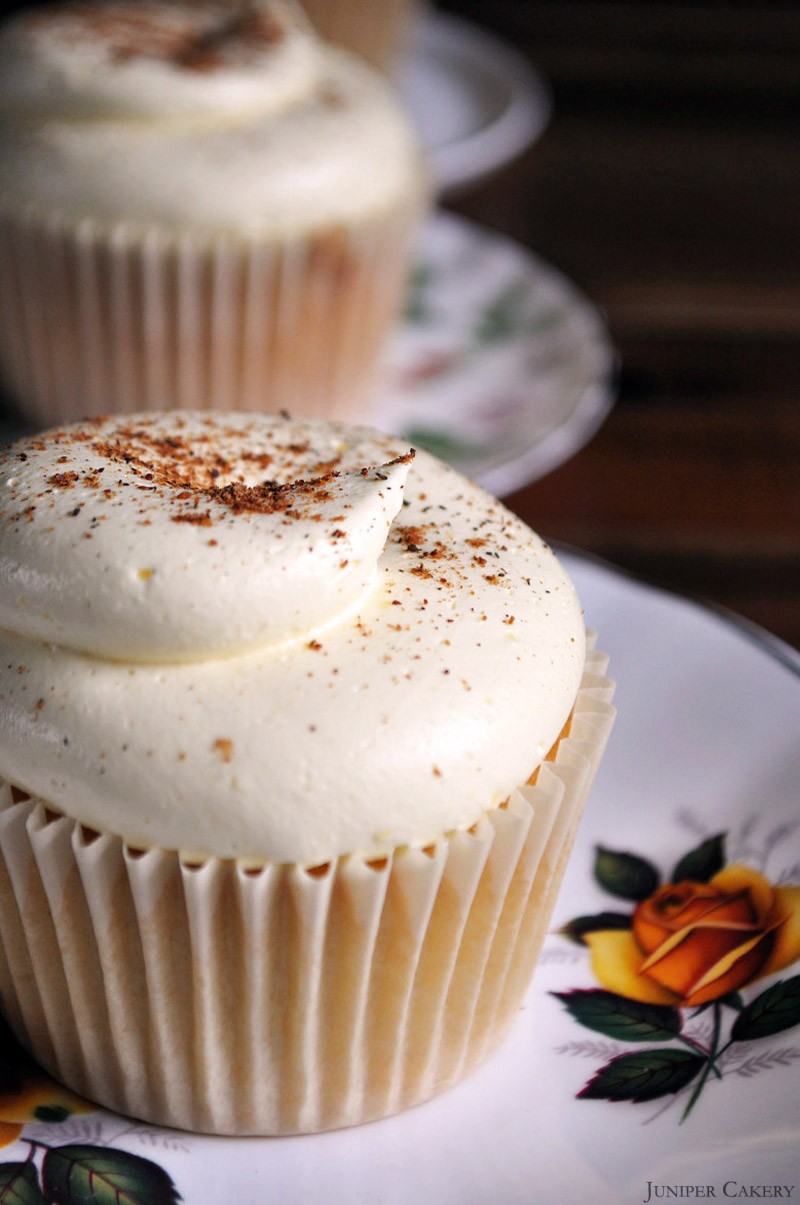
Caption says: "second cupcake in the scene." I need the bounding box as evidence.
[0,1,428,427]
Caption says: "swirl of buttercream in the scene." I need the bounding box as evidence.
[0,414,586,864]
[0,1,323,122]
[0,414,413,661]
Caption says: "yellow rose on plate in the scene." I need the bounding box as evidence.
[0,1120,22,1149]
[586,864,800,1007]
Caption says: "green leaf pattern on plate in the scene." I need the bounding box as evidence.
[578,1049,707,1104]
[0,1161,48,1205]
[40,1146,181,1205]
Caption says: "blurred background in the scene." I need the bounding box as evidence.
[432,0,800,650]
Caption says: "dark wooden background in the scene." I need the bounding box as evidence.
[439,0,800,650]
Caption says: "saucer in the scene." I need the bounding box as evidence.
[375,211,615,496]
[400,12,552,196]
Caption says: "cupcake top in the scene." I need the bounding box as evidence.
[0,0,426,236]
[0,413,585,864]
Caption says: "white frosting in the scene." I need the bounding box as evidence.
[0,2,426,236]
[0,2,322,121]
[0,420,412,660]
[0,414,586,864]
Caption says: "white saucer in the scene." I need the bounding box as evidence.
[399,12,552,196]
[4,555,799,1201]
[374,211,615,497]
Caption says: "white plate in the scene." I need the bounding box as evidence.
[374,211,615,497]
[4,554,799,1202]
[399,12,552,196]
[0,213,616,498]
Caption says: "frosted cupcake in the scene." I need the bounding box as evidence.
[0,2,427,427]
[0,412,614,1135]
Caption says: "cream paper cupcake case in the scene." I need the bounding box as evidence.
[0,201,420,428]
[0,645,613,1137]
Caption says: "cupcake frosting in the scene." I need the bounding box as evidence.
[0,1,425,235]
[0,414,585,864]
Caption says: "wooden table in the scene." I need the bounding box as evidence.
[441,0,800,650]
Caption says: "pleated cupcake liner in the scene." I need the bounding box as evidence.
[0,645,614,1135]
[0,200,422,428]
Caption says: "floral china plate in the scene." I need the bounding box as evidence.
[2,551,798,1204]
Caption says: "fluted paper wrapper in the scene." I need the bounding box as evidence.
[0,648,614,1135]
[0,202,420,428]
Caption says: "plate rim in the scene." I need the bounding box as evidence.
[402,10,553,196]
[559,541,800,678]
[379,209,617,498]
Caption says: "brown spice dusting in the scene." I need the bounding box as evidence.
[42,425,415,534]
[172,510,212,527]
[207,474,336,516]
[213,738,234,764]
[47,472,79,488]
[174,12,285,72]
[32,5,286,73]
[241,450,275,471]
[397,524,426,552]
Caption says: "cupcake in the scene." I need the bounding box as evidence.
[0,2,428,427]
[0,412,614,1135]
